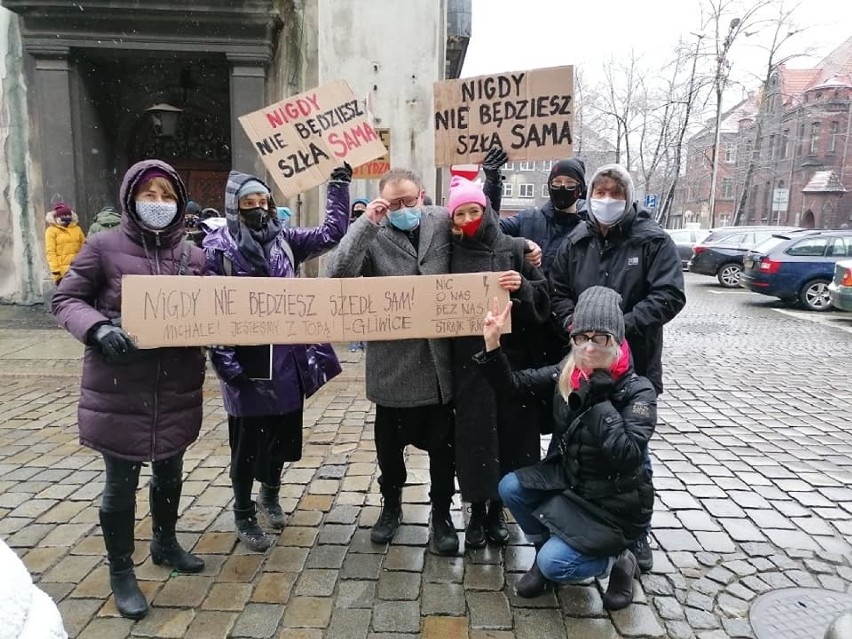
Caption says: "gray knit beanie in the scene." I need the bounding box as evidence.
[570,286,625,344]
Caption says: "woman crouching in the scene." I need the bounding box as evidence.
[476,286,656,610]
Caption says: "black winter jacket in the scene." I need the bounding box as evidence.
[549,205,685,394]
[450,207,550,502]
[475,348,657,556]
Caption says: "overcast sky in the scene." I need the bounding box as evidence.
[463,0,852,99]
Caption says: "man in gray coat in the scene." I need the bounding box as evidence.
[325,168,458,555]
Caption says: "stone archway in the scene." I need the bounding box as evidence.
[802,210,815,228]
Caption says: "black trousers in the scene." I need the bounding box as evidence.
[374,403,455,509]
[101,452,183,513]
[228,411,303,487]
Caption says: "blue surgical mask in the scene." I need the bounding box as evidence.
[388,207,421,231]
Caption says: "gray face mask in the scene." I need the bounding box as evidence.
[135,200,178,229]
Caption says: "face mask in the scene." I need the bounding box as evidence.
[135,201,177,230]
[590,197,627,226]
[388,207,421,231]
[240,207,268,231]
[460,217,483,238]
[549,187,579,211]
[58,216,73,227]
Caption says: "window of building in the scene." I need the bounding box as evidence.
[502,182,513,198]
[769,134,776,159]
[779,130,789,159]
[504,162,515,171]
[723,142,737,163]
[541,160,554,171]
[519,183,535,198]
[721,178,734,199]
[809,122,820,154]
[829,121,840,154]
[798,123,805,157]
[541,184,549,198]
[519,161,536,171]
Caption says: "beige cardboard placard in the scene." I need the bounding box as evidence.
[353,128,391,180]
[239,80,388,198]
[433,65,574,166]
[121,273,510,349]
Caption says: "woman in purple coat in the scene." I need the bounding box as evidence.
[203,166,350,551]
[52,160,207,620]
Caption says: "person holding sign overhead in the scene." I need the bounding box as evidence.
[324,168,460,556]
[446,176,550,550]
[51,160,208,620]
[203,167,350,552]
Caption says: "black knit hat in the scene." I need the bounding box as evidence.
[549,159,587,197]
[570,286,625,344]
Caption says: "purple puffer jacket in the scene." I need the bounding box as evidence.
[52,160,207,462]
[203,171,347,417]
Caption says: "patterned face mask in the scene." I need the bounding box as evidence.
[135,201,178,229]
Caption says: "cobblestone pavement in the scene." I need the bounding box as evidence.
[1,274,852,638]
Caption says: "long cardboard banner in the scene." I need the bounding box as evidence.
[433,65,574,166]
[239,80,388,198]
[121,273,510,348]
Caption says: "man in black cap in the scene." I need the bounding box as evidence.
[482,149,587,278]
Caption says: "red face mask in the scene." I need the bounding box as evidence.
[460,217,483,238]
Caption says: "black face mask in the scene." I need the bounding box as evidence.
[240,207,268,231]
[549,187,580,211]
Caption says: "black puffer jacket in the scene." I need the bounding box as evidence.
[475,349,656,557]
[549,204,685,394]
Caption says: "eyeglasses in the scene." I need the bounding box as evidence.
[387,195,420,211]
[571,333,612,346]
[550,179,580,190]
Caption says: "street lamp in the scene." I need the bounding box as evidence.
[146,103,183,139]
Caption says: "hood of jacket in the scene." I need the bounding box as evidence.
[119,159,188,248]
[586,164,635,228]
[93,208,121,226]
[46,209,79,226]
[225,170,275,224]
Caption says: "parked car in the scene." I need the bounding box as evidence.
[828,260,852,311]
[688,226,800,288]
[740,230,852,311]
[666,228,711,269]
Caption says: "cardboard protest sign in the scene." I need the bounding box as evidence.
[121,273,510,349]
[433,65,574,166]
[239,80,388,198]
[353,128,391,180]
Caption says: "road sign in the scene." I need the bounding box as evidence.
[644,194,658,209]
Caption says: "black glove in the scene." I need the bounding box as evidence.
[92,324,137,362]
[482,146,508,178]
[229,372,252,386]
[568,369,615,410]
[329,162,353,185]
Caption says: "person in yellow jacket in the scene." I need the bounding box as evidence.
[45,203,85,283]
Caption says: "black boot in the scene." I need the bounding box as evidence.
[603,549,640,611]
[629,531,653,573]
[431,505,459,555]
[99,509,149,620]
[371,489,403,544]
[464,502,487,549]
[234,503,273,552]
[484,500,510,545]
[149,475,204,573]
[257,483,287,530]
[516,542,553,598]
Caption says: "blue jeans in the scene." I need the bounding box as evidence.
[498,472,610,583]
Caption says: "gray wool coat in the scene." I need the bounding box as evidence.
[324,208,453,408]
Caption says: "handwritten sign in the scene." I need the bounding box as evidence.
[239,80,388,198]
[121,274,510,349]
[433,65,574,166]
[353,128,391,180]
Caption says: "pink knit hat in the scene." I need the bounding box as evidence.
[447,176,486,214]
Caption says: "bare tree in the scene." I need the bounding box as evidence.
[732,2,809,225]
[594,52,642,170]
[704,0,773,227]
